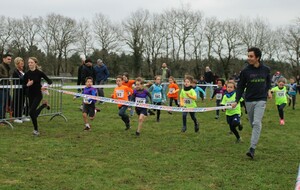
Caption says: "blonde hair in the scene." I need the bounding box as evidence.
[14,57,24,67]
[277,77,287,84]
[28,57,42,71]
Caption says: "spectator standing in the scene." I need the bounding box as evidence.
[0,53,12,120]
[159,63,171,95]
[12,57,30,123]
[94,59,109,103]
[204,66,214,98]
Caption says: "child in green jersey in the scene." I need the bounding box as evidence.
[180,75,199,133]
[221,81,243,143]
[270,78,288,125]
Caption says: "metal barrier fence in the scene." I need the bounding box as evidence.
[0,78,67,129]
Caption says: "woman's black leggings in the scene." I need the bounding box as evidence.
[29,94,47,131]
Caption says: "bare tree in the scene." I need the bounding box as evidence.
[93,13,120,55]
[204,17,220,63]
[212,19,243,79]
[43,13,77,75]
[281,18,300,75]
[0,16,13,55]
[22,16,41,51]
[122,9,149,76]
[188,11,204,76]
[10,18,25,54]
[143,13,166,76]
[77,18,93,56]
[239,17,272,54]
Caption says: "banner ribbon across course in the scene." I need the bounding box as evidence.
[48,87,232,112]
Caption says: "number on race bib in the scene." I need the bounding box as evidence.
[169,88,175,93]
[116,90,124,98]
[135,97,146,104]
[154,93,162,99]
[276,91,285,97]
[216,93,222,100]
[184,98,192,104]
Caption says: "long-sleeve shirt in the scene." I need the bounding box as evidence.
[211,87,225,101]
[94,64,109,82]
[236,62,271,102]
[23,69,52,96]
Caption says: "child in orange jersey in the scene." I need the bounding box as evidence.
[112,75,133,130]
[122,72,135,116]
[167,76,180,114]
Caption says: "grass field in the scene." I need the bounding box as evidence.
[0,88,299,190]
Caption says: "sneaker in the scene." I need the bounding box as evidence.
[238,124,243,131]
[280,119,285,125]
[235,137,243,143]
[215,115,219,119]
[22,117,30,122]
[181,126,187,132]
[84,126,90,131]
[156,118,160,122]
[135,131,140,136]
[125,122,131,130]
[32,130,40,136]
[14,119,23,123]
[246,147,255,159]
[167,111,172,115]
[194,123,199,133]
[84,124,91,131]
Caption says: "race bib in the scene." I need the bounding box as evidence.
[154,93,162,99]
[216,93,222,100]
[83,98,91,104]
[276,91,285,97]
[116,90,124,98]
[184,98,192,104]
[169,88,175,93]
[226,101,235,109]
[135,97,146,104]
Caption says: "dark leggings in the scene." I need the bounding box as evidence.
[288,95,296,108]
[277,103,286,119]
[118,105,129,124]
[226,115,240,140]
[29,94,47,131]
[154,102,162,120]
[216,100,221,116]
[182,112,198,127]
[169,98,179,107]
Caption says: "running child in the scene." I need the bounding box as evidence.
[198,76,207,101]
[112,75,133,130]
[122,72,135,116]
[287,77,297,110]
[180,75,199,133]
[148,75,166,122]
[74,77,97,131]
[131,77,152,136]
[210,79,226,119]
[220,81,243,143]
[192,79,206,101]
[270,77,289,125]
[23,57,52,136]
[167,76,180,114]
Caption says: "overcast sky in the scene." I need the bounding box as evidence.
[1,0,299,27]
